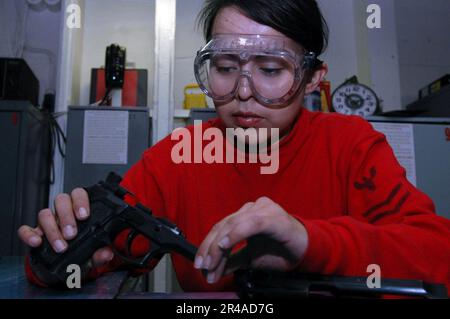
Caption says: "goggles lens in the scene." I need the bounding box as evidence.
[194,34,314,106]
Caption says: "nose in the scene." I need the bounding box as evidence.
[236,74,253,101]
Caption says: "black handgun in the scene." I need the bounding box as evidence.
[29,172,198,287]
[234,269,448,299]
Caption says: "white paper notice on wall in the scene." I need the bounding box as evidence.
[82,111,129,164]
[371,122,416,186]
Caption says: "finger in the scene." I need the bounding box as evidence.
[38,209,67,253]
[207,252,229,284]
[253,196,273,206]
[54,193,77,240]
[92,247,114,268]
[213,198,286,254]
[18,225,43,247]
[218,217,268,251]
[34,226,44,237]
[205,202,256,269]
[71,188,90,220]
[194,222,221,270]
[194,202,254,270]
[206,211,258,271]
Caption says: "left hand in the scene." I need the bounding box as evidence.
[194,197,309,284]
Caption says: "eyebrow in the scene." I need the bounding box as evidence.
[253,55,285,62]
[211,54,240,62]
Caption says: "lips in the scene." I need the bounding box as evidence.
[233,112,264,128]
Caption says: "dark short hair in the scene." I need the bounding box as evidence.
[197,0,329,57]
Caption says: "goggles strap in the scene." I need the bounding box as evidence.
[303,52,319,70]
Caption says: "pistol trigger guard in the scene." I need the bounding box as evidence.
[107,241,165,269]
[108,245,143,268]
[125,230,139,257]
[141,243,165,266]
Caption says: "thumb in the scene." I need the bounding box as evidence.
[91,247,114,268]
[18,225,43,248]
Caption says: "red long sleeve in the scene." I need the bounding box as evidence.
[298,119,450,291]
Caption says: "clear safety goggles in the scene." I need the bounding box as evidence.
[194,34,317,108]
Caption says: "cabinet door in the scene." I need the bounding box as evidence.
[0,111,21,255]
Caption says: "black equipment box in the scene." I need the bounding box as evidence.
[419,74,450,100]
[0,58,40,107]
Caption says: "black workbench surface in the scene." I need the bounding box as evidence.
[0,256,128,299]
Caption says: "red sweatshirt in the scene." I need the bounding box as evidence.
[26,108,450,293]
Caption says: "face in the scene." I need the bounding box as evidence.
[210,6,327,144]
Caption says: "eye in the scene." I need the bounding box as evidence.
[259,68,283,76]
[215,66,238,74]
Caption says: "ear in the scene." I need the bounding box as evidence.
[304,63,328,95]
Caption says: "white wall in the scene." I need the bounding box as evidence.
[78,0,155,107]
[317,0,361,90]
[395,0,450,107]
[3,0,450,111]
[0,0,62,105]
[320,0,450,110]
[366,0,402,112]
[318,0,403,112]
[0,1,21,58]
[5,0,449,112]
[174,0,205,109]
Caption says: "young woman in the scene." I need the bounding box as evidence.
[19,0,450,293]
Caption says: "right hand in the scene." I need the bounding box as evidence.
[18,188,114,268]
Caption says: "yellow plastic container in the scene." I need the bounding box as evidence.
[183,84,207,109]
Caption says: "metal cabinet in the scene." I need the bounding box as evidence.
[0,101,50,256]
[63,106,150,192]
